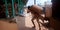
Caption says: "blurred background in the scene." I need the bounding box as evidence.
[0,0,60,30]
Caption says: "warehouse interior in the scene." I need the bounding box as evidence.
[0,0,60,30]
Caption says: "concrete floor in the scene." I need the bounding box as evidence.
[14,13,50,30]
[0,11,54,30]
[0,20,18,30]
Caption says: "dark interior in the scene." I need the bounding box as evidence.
[52,0,60,20]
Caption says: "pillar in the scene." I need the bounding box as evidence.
[5,0,9,18]
[18,0,24,15]
[12,0,15,17]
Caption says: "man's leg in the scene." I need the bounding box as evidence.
[31,17,35,28]
[36,18,41,30]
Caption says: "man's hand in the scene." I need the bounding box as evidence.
[27,9,30,13]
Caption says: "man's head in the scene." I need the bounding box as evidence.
[28,6,31,9]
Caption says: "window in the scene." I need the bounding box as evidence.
[26,0,51,6]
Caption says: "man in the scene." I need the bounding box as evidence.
[27,5,44,30]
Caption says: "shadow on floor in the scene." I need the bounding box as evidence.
[19,27,36,30]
